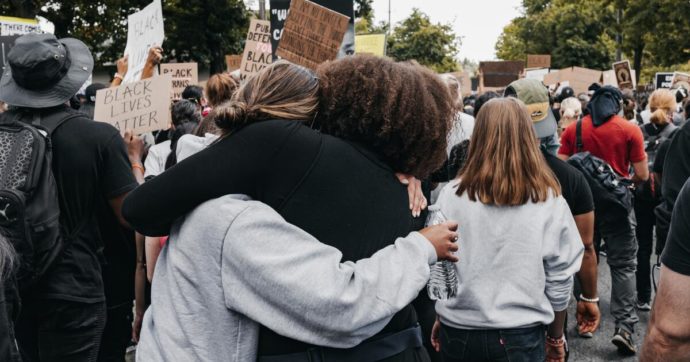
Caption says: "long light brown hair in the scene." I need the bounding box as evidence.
[456,97,560,205]
[212,60,319,136]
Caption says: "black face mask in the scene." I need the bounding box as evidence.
[587,86,623,126]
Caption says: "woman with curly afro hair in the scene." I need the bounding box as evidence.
[124,57,455,361]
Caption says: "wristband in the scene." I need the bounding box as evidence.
[114,73,124,80]
[132,163,145,174]
[546,334,565,347]
[580,294,600,303]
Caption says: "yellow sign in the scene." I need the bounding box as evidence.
[355,34,386,56]
[0,16,40,36]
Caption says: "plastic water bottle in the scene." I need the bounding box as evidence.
[426,205,458,301]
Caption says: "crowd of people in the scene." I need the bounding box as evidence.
[0,31,689,362]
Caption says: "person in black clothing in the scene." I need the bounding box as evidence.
[0,34,143,362]
[123,56,454,361]
[641,178,690,359]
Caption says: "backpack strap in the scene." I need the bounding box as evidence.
[32,109,83,137]
[576,119,584,153]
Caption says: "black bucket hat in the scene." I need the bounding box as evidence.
[0,33,93,108]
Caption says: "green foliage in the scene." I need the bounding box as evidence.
[0,0,250,74]
[386,9,460,73]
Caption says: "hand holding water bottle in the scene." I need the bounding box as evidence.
[426,205,459,300]
[419,221,459,262]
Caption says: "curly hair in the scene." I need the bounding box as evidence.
[315,55,454,178]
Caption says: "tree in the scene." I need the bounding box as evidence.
[0,0,250,74]
[386,9,460,73]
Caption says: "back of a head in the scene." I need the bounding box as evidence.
[560,97,582,119]
[441,74,463,110]
[649,89,677,126]
[206,73,239,107]
[315,54,454,178]
[171,99,202,127]
[212,60,319,135]
[474,91,500,117]
[458,97,560,206]
[181,85,204,106]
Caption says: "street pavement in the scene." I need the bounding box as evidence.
[567,254,655,361]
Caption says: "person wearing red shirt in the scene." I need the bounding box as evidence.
[558,86,649,356]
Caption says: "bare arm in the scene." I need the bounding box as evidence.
[557,154,569,161]
[108,131,145,229]
[574,212,597,299]
[141,47,163,80]
[132,232,146,342]
[631,159,650,184]
[641,265,690,361]
[110,55,128,88]
[145,236,162,282]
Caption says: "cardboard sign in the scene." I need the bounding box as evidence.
[544,67,601,95]
[479,61,524,88]
[160,63,198,100]
[269,0,291,60]
[672,72,690,90]
[613,60,633,90]
[0,16,40,36]
[526,54,551,69]
[225,55,242,72]
[240,19,273,80]
[0,35,18,77]
[601,69,617,87]
[525,68,550,82]
[275,0,350,70]
[123,0,165,83]
[94,75,172,135]
[355,34,386,56]
[655,72,674,89]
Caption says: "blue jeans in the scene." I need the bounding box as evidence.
[439,324,545,362]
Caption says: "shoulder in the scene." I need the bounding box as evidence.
[237,119,314,138]
[186,195,284,236]
[148,141,170,156]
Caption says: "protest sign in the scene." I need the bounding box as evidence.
[655,72,674,89]
[0,35,18,78]
[241,19,273,80]
[544,67,601,95]
[526,54,551,69]
[525,68,550,82]
[269,0,291,60]
[160,63,198,100]
[601,69,617,87]
[613,60,633,90]
[479,61,524,89]
[226,55,242,72]
[0,16,40,36]
[355,34,386,56]
[275,0,350,70]
[94,75,172,135]
[672,72,690,90]
[123,0,165,83]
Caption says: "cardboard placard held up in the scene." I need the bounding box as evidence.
[241,19,273,80]
[543,67,602,95]
[655,73,674,89]
[226,55,242,72]
[0,16,40,36]
[160,63,198,100]
[613,60,634,90]
[355,34,386,56]
[601,69,617,87]
[479,61,524,89]
[123,0,165,83]
[526,54,551,69]
[94,75,172,135]
[275,0,350,70]
[525,68,550,82]
[672,72,690,90]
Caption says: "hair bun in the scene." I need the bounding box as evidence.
[650,108,669,125]
[213,101,250,131]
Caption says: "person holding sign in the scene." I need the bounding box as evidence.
[0,33,144,362]
[123,56,454,361]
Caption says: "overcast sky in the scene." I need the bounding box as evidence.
[370,0,523,62]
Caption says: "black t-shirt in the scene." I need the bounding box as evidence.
[123,120,425,355]
[661,178,690,276]
[660,121,690,208]
[544,150,595,216]
[30,107,137,303]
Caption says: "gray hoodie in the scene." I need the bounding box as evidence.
[136,195,437,362]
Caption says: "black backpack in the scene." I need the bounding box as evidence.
[566,120,633,225]
[0,109,80,291]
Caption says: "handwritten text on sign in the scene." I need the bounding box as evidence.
[123,0,164,83]
[160,63,198,100]
[0,16,40,36]
[241,19,272,80]
[275,0,350,70]
[94,75,172,135]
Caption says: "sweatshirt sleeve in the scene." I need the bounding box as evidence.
[542,197,584,312]
[220,203,436,348]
